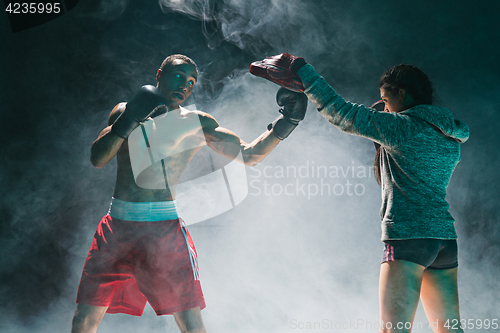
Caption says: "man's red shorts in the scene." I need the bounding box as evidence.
[76,201,205,316]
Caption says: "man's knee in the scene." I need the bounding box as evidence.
[71,304,107,333]
[174,307,206,333]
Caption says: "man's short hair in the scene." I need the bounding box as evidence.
[159,54,198,74]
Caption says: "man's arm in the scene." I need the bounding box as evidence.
[90,103,125,168]
[90,85,168,168]
[201,87,307,166]
[201,114,280,167]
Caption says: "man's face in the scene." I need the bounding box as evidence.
[157,59,198,110]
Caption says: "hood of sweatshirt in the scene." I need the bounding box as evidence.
[401,105,470,143]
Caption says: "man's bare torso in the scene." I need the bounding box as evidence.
[113,106,208,202]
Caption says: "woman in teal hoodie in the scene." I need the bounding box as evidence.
[270,55,469,332]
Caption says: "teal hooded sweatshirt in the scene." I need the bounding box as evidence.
[296,64,470,241]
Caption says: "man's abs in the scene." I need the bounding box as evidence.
[112,142,203,202]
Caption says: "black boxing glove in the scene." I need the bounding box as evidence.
[111,85,167,139]
[268,87,307,140]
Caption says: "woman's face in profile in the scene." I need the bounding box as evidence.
[380,88,406,113]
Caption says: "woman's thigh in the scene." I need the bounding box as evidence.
[420,268,463,333]
[379,260,425,332]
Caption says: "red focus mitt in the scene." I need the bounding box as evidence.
[249,53,306,92]
[371,100,385,111]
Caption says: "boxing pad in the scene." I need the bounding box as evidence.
[371,100,385,112]
[249,53,306,92]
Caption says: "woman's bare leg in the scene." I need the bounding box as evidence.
[379,260,425,333]
[420,267,463,333]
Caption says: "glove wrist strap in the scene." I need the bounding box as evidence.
[111,112,140,139]
[268,114,298,140]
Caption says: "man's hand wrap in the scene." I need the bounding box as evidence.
[268,87,307,140]
[111,85,167,139]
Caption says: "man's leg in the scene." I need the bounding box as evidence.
[379,260,425,333]
[420,268,464,333]
[71,304,108,333]
[173,307,207,333]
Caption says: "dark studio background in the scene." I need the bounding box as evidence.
[1,0,499,332]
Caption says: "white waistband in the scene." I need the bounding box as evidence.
[108,197,179,222]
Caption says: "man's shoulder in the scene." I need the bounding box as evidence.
[108,102,127,125]
[112,102,127,114]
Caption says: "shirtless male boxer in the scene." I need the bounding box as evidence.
[71,54,307,333]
